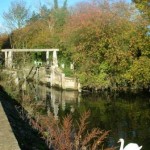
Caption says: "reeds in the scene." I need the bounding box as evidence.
[29,110,115,150]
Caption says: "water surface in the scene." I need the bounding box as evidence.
[19,82,150,149]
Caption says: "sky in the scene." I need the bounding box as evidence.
[0,0,131,33]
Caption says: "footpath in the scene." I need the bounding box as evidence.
[0,102,20,150]
[0,87,49,150]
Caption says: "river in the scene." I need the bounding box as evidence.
[17,81,150,149]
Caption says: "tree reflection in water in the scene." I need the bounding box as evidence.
[19,82,150,150]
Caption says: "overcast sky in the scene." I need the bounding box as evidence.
[0,0,131,33]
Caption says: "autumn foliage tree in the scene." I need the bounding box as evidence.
[132,0,150,22]
[63,1,150,90]
[1,0,150,91]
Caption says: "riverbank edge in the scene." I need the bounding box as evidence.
[0,101,20,150]
[0,85,49,150]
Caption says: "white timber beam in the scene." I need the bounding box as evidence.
[1,49,59,68]
[1,49,59,52]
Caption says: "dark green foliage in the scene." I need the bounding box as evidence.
[132,0,150,21]
[63,0,68,9]
[54,0,58,9]
[0,35,11,49]
[27,12,41,24]
[52,8,69,29]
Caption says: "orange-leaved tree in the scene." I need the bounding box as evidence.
[63,1,150,90]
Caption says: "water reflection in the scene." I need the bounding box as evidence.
[20,82,150,150]
[21,81,80,120]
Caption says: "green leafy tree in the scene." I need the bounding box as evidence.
[124,56,150,89]
[54,0,58,9]
[63,1,149,90]
[27,11,41,24]
[5,0,150,91]
[0,34,10,49]
[132,0,150,21]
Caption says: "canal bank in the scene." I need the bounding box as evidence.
[0,79,150,149]
[0,86,49,150]
[0,102,20,150]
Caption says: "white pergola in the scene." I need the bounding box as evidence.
[1,49,59,68]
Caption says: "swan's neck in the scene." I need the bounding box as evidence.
[120,140,124,150]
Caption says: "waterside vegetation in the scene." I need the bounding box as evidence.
[0,1,150,149]
[0,0,150,91]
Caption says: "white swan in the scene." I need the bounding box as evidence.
[118,138,142,150]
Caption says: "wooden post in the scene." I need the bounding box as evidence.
[4,51,8,67]
[2,49,59,68]
[61,73,65,89]
[53,50,58,67]
[46,51,49,65]
[8,51,13,68]
[50,66,54,86]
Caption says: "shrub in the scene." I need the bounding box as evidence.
[30,111,115,150]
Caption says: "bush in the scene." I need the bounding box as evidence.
[30,111,114,150]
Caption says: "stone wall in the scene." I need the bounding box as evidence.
[51,66,81,91]
[2,65,81,92]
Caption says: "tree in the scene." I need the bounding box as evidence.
[51,0,68,28]
[63,1,150,90]
[3,0,30,30]
[54,0,58,9]
[9,0,69,49]
[27,11,41,24]
[53,0,67,9]
[0,34,10,49]
[132,0,150,22]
